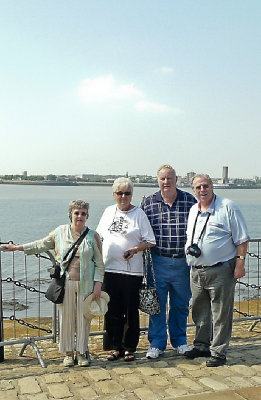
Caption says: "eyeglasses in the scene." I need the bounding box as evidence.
[115,191,132,196]
[194,184,209,190]
[73,211,87,216]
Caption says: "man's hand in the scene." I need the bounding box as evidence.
[234,260,245,279]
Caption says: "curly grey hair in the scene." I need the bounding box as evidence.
[112,177,134,194]
[68,200,89,221]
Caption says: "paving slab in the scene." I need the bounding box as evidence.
[167,391,244,400]
[17,376,42,394]
[235,386,261,400]
[199,377,230,391]
[46,382,74,398]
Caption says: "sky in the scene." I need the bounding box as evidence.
[1,0,260,179]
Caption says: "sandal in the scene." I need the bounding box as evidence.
[124,352,135,362]
[107,351,123,361]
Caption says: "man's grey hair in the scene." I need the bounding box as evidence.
[157,164,176,177]
[191,174,213,188]
[68,200,89,221]
[112,177,134,194]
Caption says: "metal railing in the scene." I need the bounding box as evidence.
[234,239,261,330]
[0,239,260,367]
[0,248,57,367]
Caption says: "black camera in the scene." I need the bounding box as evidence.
[124,250,131,259]
[186,244,201,258]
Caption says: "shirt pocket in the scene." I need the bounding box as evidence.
[208,222,224,229]
[207,222,228,237]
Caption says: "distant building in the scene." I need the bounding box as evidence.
[80,174,89,181]
[222,166,229,184]
[186,171,196,184]
[22,170,27,178]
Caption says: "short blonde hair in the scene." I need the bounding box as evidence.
[68,200,89,221]
[157,164,176,176]
[112,177,133,194]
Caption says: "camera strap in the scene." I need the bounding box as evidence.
[190,211,210,246]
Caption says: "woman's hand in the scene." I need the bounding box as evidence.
[1,244,23,252]
[123,242,154,260]
[123,247,139,260]
[92,281,102,300]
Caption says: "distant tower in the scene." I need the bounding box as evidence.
[187,171,196,184]
[22,170,27,178]
[222,166,228,184]
[126,171,129,177]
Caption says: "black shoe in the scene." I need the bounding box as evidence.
[206,356,226,367]
[184,348,211,359]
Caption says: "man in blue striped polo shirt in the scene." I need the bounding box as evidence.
[141,165,196,359]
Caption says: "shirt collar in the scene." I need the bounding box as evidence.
[156,189,180,203]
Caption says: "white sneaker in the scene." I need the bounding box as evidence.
[77,354,89,367]
[63,354,74,367]
[175,344,191,355]
[146,347,164,359]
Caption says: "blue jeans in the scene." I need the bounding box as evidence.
[148,254,191,350]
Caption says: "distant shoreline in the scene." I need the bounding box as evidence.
[1,180,261,189]
[0,180,158,188]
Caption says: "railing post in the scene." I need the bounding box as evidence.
[52,303,57,343]
[0,249,5,362]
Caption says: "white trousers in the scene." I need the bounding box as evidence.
[58,280,91,354]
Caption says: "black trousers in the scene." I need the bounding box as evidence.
[102,272,143,353]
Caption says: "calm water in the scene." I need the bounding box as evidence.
[0,184,260,316]
[1,184,260,241]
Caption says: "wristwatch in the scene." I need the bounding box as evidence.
[236,255,245,260]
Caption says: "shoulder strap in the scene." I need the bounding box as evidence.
[143,244,157,288]
[85,229,95,244]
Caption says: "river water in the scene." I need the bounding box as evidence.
[0,184,260,316]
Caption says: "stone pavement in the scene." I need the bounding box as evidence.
[0,321,260,400]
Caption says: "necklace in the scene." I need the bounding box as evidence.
[117,204,135,212]
[108,205,136,233]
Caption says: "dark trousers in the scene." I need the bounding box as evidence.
[102,272,143,353]
[191,259,236,358]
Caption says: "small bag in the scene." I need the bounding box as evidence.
[139,246,160,316]
[45,274,66,304]
[139,286,160,316]
[45,227,89,304]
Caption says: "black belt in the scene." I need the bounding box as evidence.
[153,249,185,259]
[193,262,223,269]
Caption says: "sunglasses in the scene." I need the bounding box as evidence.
[115,191,132,196]
[73,211,87,216]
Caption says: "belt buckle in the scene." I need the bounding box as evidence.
[172,253,184,259]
